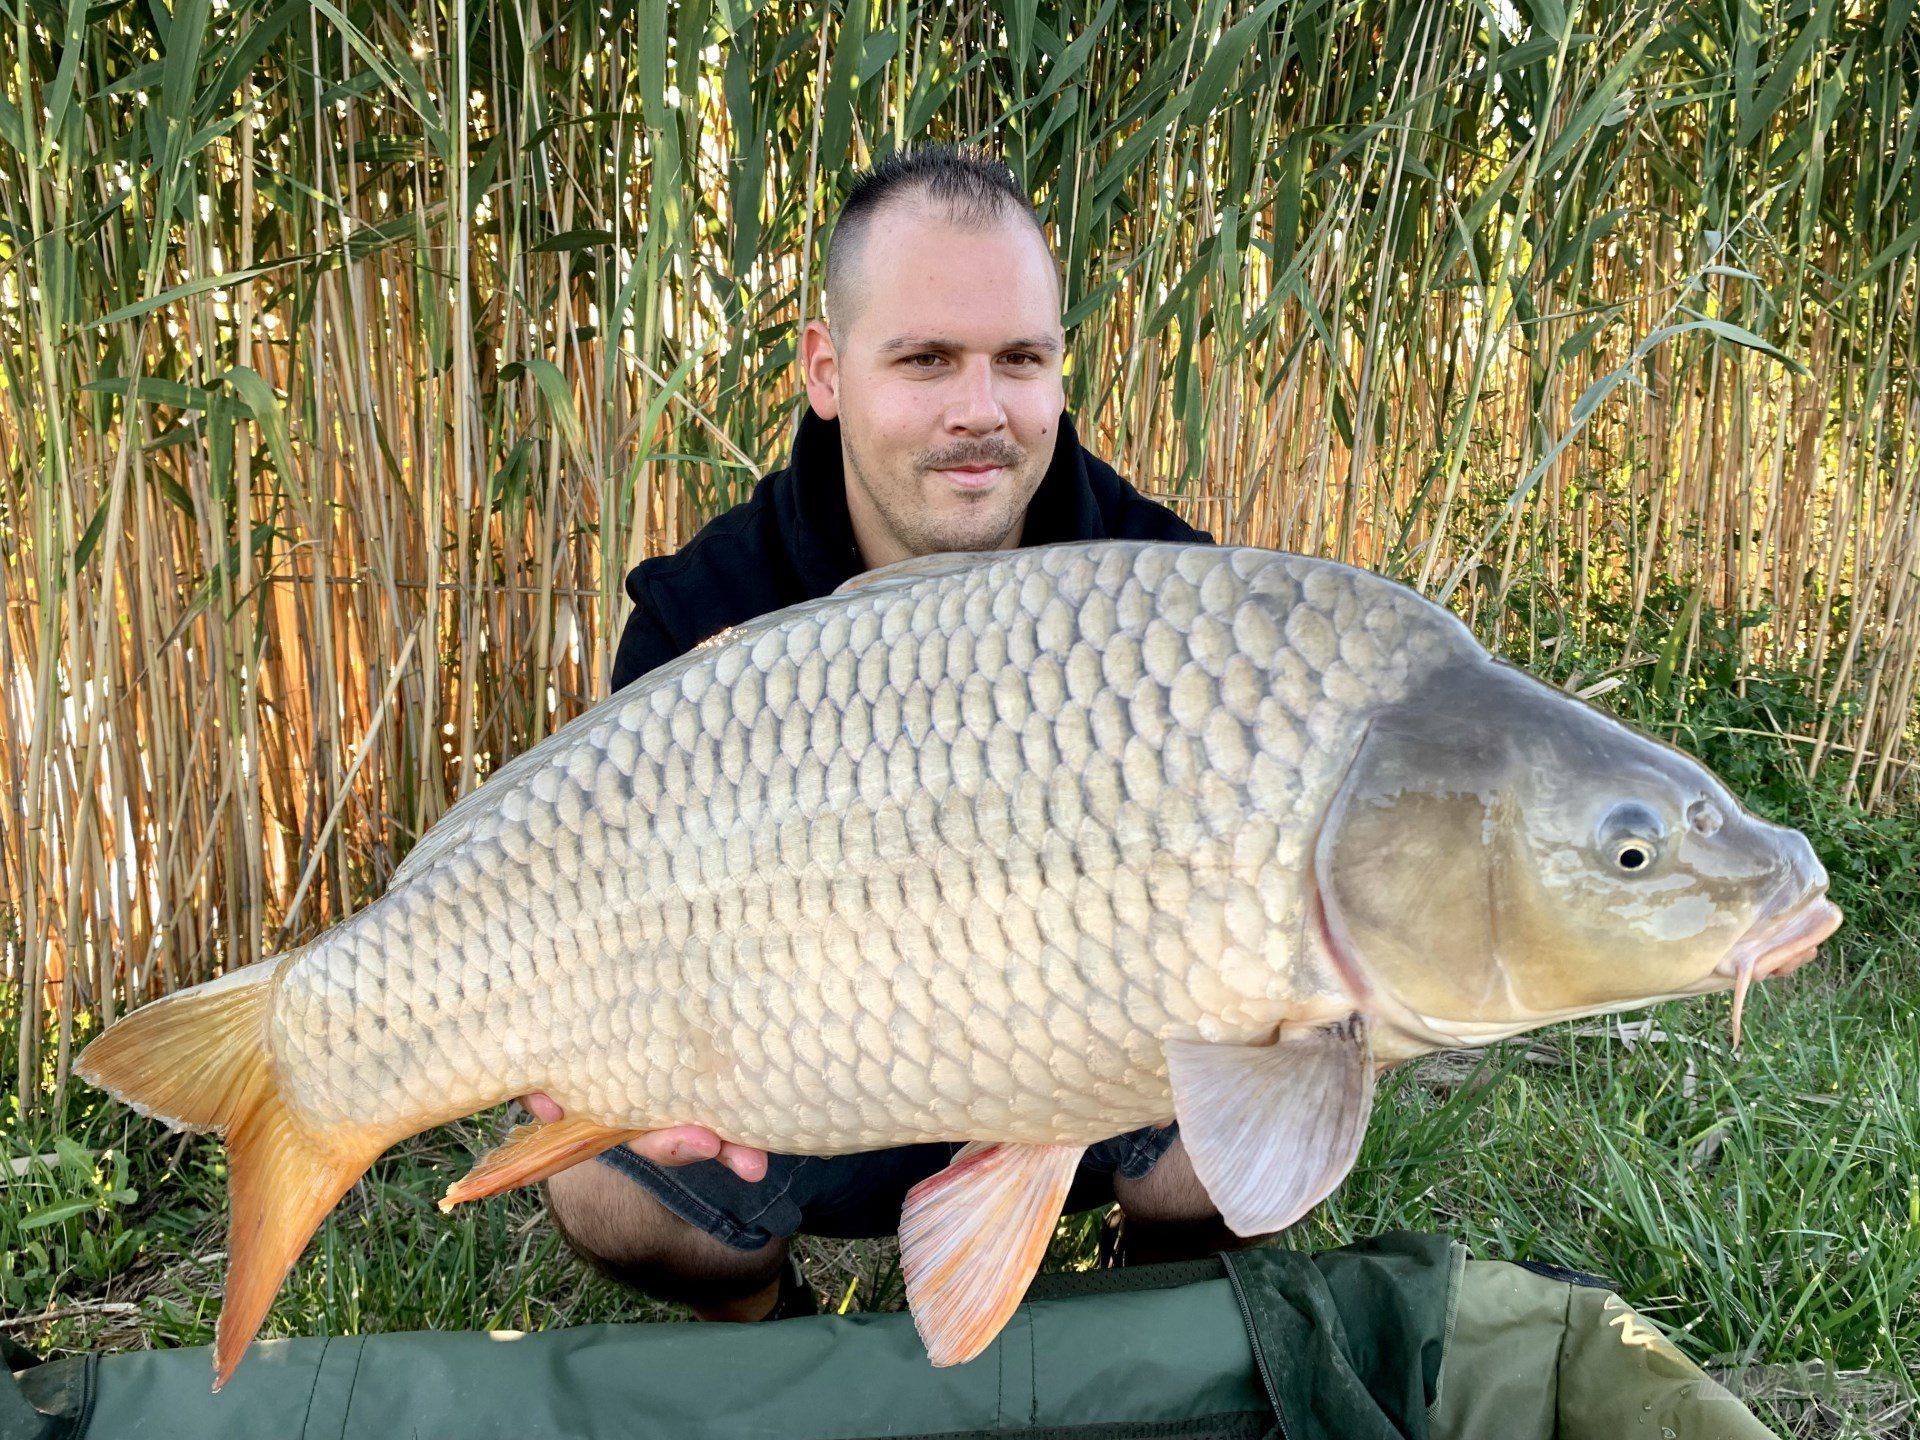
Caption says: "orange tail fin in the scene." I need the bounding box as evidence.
[74,959,396,1391]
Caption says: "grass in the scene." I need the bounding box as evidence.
[1332,952,1920,1432]
[4,934,1915,1438]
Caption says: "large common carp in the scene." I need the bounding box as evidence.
[78,541,1841,1388]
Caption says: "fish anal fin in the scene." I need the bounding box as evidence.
[1165,1017,1375,1238]
[440,1116,647,1211]
[899,1140,1085,1367]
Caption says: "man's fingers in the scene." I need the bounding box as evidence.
[624,1127,770,1182]
[521,1092,564,1123]
[518,1100,770,1182]
[627,1126,720,1165]
[717,1142,769,1182]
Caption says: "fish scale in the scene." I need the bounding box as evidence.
[267,542,1465,1151]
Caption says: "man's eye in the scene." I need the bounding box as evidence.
[1004,353,1039,366]
[906,354,943,368]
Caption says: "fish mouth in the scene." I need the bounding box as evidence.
[1713,892,1843,1048]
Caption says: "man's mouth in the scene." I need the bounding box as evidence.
[935,464,1008,491]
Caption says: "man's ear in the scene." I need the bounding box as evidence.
[801,319,841,420]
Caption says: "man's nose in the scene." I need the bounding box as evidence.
[947,357,1007,432]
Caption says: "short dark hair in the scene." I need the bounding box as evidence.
[823,144,1055,340]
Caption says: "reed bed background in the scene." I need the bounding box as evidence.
[1,0,1915,1110]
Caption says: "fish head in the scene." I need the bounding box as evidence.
[1313,660,1841,1049]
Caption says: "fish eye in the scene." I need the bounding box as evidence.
[1596,801,1665,875]
[1613,840,1655,872]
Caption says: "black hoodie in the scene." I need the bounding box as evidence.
[610,406,1214,691]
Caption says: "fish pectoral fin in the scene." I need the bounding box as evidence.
[440,1117,648,1211]
[1164,1017,1375,1239]
[899,1140,1086,1367]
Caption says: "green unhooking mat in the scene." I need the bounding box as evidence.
[2,1233,1777,1440]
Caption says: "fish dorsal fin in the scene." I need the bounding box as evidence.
[439,1116,648,1211]
[1164,1019,1375,1237]
[833,550,1000,596]
[899,1140,1086,1366]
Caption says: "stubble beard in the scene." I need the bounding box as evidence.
[847,447,1035,559]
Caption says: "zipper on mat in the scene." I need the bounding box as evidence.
[1222,1258,1291,1440]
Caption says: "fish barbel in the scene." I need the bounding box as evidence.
[76,541,1841,1388]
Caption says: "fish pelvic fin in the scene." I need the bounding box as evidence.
[440,1116,648,1211]
[73,957,397,1392]
[899,1141,1085,1367]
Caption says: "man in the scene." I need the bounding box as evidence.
[535,145,1231,1325]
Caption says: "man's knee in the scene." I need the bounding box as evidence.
[1109,1137,1264,1264]
[544,1157,785,1305]
[1111,1136,1216,1223]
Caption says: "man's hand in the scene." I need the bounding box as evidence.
[519,1092,770,1181]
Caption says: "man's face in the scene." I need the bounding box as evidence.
[802,203,1067,569]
